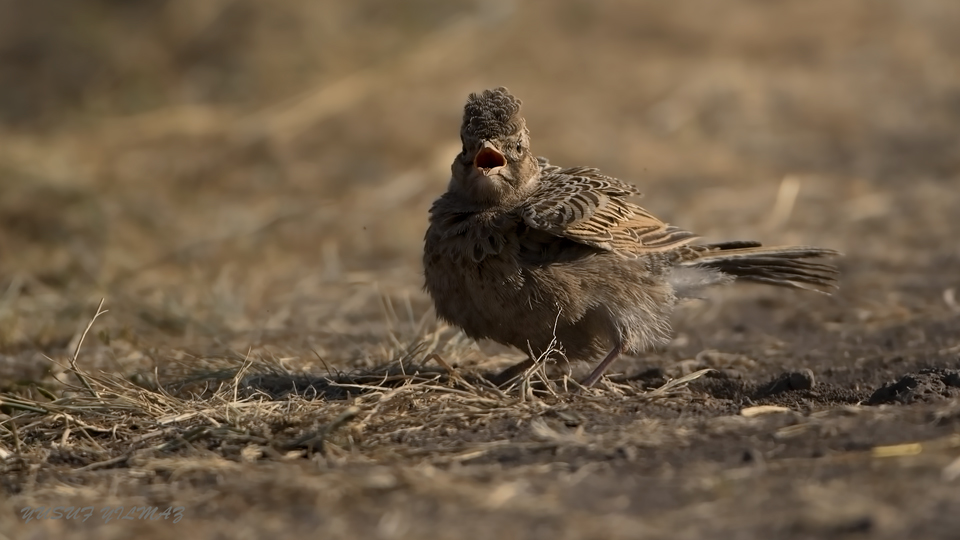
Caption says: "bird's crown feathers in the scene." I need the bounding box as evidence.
[462,87,524,141]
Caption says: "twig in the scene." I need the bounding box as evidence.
[70,299,108,399]
[424,353,463,384]
[12,421,22,456]
[73,454,129,472]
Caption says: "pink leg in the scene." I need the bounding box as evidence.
[580,343,624,387]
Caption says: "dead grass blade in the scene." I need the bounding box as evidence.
[68,298,108,399]
[644,368,714,398]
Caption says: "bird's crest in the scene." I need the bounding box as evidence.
[462,87,524,141]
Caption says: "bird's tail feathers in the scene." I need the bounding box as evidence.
[679,242,840,294]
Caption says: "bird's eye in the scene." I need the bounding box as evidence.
[515,141,523,152]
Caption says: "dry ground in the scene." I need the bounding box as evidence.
[1,1,959,538]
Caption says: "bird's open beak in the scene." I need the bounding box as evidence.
[473,141,506,175]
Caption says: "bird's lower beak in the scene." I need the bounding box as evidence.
[473,141,506,175]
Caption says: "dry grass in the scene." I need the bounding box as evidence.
[1,298,724,538]
[1,298,715,469]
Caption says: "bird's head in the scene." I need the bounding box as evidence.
[449,87,540,207]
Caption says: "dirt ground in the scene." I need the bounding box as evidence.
[1,1,959,539]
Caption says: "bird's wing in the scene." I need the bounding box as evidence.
[520,157,698,255]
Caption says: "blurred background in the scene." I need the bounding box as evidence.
[1,0,958,383]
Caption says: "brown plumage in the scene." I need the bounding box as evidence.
[423,87,840,387]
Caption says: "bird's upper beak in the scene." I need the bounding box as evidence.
[473,140,507,175]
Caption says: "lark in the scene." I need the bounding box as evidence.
[423,87,839,388]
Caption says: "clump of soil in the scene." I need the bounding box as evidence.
[868,368,960,405]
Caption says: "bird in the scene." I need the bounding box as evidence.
[423,87,839,388]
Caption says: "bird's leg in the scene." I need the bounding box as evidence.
[488,357,535,387]
[580,343,624,388]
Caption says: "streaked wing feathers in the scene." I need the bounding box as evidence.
[521,158,698,254]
